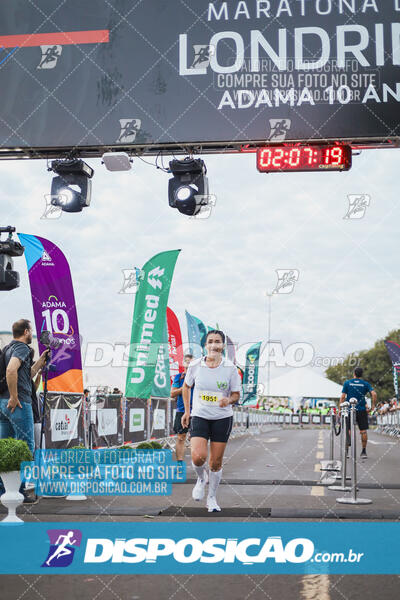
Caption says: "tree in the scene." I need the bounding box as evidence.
[325,329,400,404]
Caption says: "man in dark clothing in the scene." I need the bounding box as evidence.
[0,319,49,501]
[340,366,377,458]
[171,354,193,461]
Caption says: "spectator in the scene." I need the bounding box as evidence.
[171,354,193,462]
[0,319,49,502]
[29,349,43,450]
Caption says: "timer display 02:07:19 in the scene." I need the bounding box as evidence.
[256,145,352,173]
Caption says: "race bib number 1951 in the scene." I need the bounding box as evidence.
[199,390,223,404]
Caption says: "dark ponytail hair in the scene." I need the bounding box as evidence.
[205,329,225,344]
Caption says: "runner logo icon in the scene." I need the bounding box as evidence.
[269,119,291,141]
[191,45,215,70]
[42,529,82,567]
[38,45,62,69]
[117,119,141,143]
[273,269,299,294]
[344,194,371,219]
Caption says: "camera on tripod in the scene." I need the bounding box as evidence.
[0,227,25,291]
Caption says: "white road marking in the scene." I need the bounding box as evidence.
[368,440,396,445]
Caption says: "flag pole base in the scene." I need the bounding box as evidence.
[336,497,372,505]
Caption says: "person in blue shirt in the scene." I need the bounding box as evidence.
[171,354,193,461]
[340,367,377,458]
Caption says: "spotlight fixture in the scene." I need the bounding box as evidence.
[0,226,24,291]
[168,157,209,216]
[50,158,94,213]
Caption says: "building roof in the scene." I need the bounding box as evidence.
[263,367,343,399]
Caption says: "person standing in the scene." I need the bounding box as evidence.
[340,366,377,458]
[0,319,49,501]
[181,330,241,512]
[170,354,193,462]
[29,348,43,450]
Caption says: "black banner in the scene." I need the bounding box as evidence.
[150,398,168,439]
[43,392,84,449]
[123,398,148,444]
[1,1,400,154]
[92,394,122,448]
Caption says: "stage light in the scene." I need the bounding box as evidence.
[168,157,209,216]
[176,186,193,201]
[0,226,24,291]
[50,159,94,213]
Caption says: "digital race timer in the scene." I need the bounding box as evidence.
[256,144,352,173]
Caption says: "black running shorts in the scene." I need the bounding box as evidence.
[346,410,369,433]
[190,415,233,443]
[355,410,369,431]
[173,411,190,435]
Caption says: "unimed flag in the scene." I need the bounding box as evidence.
[18,233,83,393]
[242,342,262,406]
[151,317,171,398]
[125,250,180,399]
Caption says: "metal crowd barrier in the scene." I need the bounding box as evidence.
[40,393,349,450]
[327,399,372,505]
[376,411,400,437]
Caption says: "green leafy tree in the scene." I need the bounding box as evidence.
[325,329,400,404]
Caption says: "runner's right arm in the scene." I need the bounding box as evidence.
[181,382,192,428]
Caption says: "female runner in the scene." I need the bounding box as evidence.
[181,330,241,512]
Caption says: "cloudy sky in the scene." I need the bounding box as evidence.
[1,147,399,390]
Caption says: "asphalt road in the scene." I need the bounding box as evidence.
[1,426,399,599]
[8,425,399,520]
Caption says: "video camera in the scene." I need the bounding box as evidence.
[0,226,25,291]
[40,330,62,350]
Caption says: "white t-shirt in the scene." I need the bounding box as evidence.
[185,356,242,420]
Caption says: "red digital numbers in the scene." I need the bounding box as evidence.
[288,148,301,167]
[257,145,351,173]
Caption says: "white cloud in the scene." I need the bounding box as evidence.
[1,148,400,389]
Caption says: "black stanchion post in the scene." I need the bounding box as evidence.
[329,402,335,463]
[39,350,52,450]
[88,393,96,449]
[328,401,351,492]
[321,402,341,472]
[337,398,372,505]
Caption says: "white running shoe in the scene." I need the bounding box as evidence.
[206,495,221,512]
[192,477,207,501]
